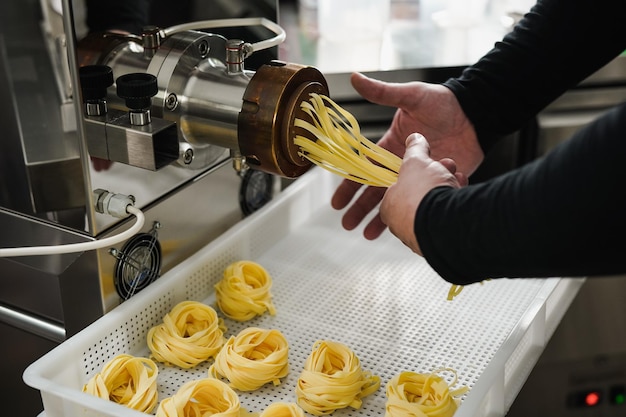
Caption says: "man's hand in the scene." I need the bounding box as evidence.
[332,73,482,240]
[380,133,468,255]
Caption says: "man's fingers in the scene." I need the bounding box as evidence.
[331,179,363,210]
[342,186,386,230]
[439,157,457,175]
[363,214,387,240]
[404,134,467,187]
[455,172,469,187]
[351,72,415,109]
[404,133,430,159]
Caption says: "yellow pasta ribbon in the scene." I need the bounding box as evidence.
[215,261,276,321]
[156,378,250,417]
[260,402,305,417]
[447,280,491,301]
[147,300,226,368]
[82,354,158,413]
[385,369,468,417]
[209,327,289,391]
[296,340,381,415]
[294,93,402,187]
[446,285,464,301]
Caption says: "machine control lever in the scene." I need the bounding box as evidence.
[116,73,158,126]
[78,65,113,116]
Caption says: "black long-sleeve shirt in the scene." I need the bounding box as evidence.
[416,0,626,284]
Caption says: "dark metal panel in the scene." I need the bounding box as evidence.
[0,0,87,218]
[0,36,34,215]
[0,321,57,417]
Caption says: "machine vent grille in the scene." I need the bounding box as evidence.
[113,223,162,300]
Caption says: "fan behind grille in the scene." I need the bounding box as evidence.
[113,229,162,300]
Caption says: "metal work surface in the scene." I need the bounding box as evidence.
[25,168,583,417]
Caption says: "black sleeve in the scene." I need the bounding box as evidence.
[86,0,151,35]
[443,0,626,154]
[415,103,626,285]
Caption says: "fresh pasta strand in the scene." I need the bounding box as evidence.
[209,327,289,391]
[447,279,491,301]
[385,369,468,417]
[147,300,226,368]
[446,285,464,301]
[82,354,158,413]
[215,260,276,321]
[296,340,381,416]
[260,402,305,417]
[294,93,402,187]
[156,377,249,417]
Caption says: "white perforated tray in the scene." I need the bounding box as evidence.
[24,167,584,417]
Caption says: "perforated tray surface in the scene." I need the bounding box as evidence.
[24,168,584,417]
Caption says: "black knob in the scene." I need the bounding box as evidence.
[79,65,113,102]
[116,73,158,110]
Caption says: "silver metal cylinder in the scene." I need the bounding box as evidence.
[226,39,245,74]
[85,101,107,116]
[129,109,151,126]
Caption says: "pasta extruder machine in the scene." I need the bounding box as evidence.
[0,0,326,414]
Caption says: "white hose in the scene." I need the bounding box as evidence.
[162,17,286,54]
[0,206,145,257]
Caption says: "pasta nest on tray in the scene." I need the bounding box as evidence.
[260,402,305,417]
[82,354,159,414]
[385,369,468,417]
[209,327,289,391]
[156,378,244,417]
[296,340,381,415]
[147,300,226,368]
[215,260,276,322]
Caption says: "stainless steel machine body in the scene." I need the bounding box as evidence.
[0,1,327,415]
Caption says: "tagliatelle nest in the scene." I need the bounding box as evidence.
[215,260,276,321]
[146,300,226,368]
[385,369,469,417]
[82,354,159,413]
[296,340,381,415]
